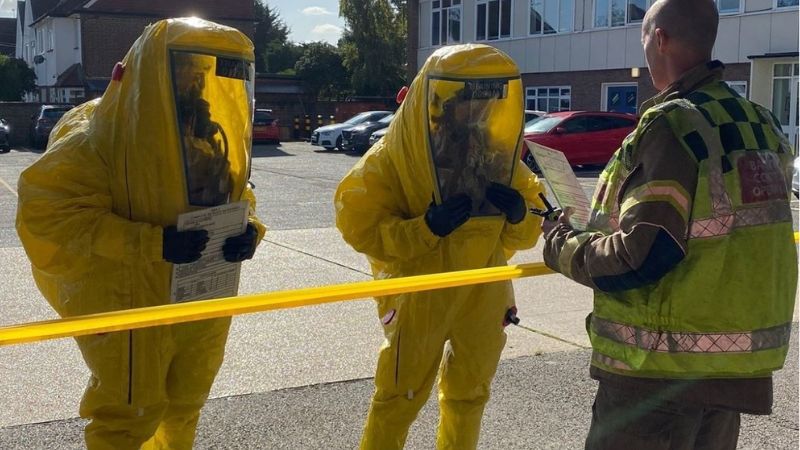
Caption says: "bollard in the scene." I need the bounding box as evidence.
[304,115,311,139]
[328,115,335,125]
[316,115,324,129]
[293,116,300,140]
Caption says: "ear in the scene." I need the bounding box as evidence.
[655,27,668,53]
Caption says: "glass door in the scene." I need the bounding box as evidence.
[772,63,799,154]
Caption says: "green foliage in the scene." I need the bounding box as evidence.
[253,0,303,73]
[294,42,350,100]
[339,0,407,96]
[0,55,37,101]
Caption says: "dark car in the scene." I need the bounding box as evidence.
[311,111,392,150]
[520,111,638,170]
[341,113,394,153]
[30,105,73,149]
[0,118,10,153]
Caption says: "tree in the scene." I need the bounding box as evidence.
[0,55,36,101]
[294,42,350,100]
[339,0,407,96]
[253,0,302,73]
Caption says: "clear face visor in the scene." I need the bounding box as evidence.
[426,77,523,215]
[171,51,254,207]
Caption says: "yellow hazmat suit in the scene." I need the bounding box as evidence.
[16,18,265,450]
[335,44,545,449]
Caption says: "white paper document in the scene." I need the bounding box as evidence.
[525,141,592,231]
[170,201,249,303]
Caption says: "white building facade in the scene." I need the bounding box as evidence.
[16,0,84,103]
[415,0,799,148]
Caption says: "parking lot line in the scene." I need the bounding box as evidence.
[0,175,17,198]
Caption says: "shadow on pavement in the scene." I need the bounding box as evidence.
[252,145,293,158]
[6,147,44,155]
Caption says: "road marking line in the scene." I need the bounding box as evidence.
[0,175,17,198]
[515,324,592,350]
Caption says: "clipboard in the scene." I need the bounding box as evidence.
[525,141,592,231]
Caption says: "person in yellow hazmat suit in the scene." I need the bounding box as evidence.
[15,18,265,450]
[335,43,546,450]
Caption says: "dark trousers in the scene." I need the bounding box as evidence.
[585,380,741,450]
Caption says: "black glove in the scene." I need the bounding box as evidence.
[424,195,472,237]
[162,226,209,264]
[486,182,527,224]
[223,223,259,262]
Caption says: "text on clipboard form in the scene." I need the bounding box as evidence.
[524,141,592,231]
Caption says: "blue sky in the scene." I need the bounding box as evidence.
[0,1,347,45]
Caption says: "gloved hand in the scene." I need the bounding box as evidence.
[223,223,259,262]
[486,182,527,224]
[424,195,472,237]
[163,226,209,264]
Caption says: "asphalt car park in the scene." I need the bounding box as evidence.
[0,141,797,449]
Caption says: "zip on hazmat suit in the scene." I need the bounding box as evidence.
[335,44,546,450]
[16,18,265,450]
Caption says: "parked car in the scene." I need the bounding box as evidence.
[520,111,638,170]
[342,113,394,153]
[525,109,546,122]
[0,118,10,153]
[310,111,392,150]
[792,157,799,198]
[369,127,389,147]
[253,109,280,144]
[30,105,73,149]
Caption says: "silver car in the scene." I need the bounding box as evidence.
[792,157,799,198]
[0,118,10,153]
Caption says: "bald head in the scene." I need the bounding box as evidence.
[644,0,719,59]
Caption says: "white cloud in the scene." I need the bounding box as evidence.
[309,24,343,44]
[302,6,333,16]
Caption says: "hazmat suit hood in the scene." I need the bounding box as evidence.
[383,43,525,216]
[336,44,543,281]
[91,17,255,223]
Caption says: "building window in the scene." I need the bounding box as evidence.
[594,0,652,28]
[526,86,571,112]
[477,0,512,41]
[432,0,462,46]
[725,81,747,98]
[530,0,574,35]
[776,0,799,8]
[717,0,740,14]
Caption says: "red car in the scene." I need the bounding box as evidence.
[253,109,280,144]
[521,111,638,170]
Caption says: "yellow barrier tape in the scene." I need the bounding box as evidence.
[1,232,797,347]
[0,262,555,347]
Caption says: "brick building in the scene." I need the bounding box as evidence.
[410,0,799,149]
[15,0,254,103]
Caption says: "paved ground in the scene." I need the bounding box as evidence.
[0,142,797,449]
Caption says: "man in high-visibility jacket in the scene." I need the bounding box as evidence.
[543,1,797,448]
[16,18,265,449]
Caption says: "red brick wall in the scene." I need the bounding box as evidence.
[80,14,254,78]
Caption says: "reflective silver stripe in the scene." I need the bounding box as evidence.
[689,202,793,239]
[592,316,792,353]
[592,351,632,371]
[689,213,734,239]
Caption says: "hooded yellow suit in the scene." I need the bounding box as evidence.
[335,44,545,449]
[16,18,265,450]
